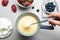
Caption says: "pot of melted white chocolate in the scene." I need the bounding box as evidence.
[16,12,54,37]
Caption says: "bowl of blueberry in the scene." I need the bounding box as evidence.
[45,2,56,13]
[16,0,34,8]
[42,1,56,14]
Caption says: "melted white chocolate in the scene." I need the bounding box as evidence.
[17,16,39,35]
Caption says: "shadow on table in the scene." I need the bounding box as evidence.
[41,25,54,30]
[17,33,35,40]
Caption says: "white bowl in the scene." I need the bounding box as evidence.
[41,0,58,14]
[16,0,34,8]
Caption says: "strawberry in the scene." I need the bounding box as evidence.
[11,5,17,13]
[25,1,31,6]
[2,0,9,6]
[28,0,33,3]
[17,0,22,3]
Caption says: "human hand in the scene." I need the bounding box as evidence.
[47,12,60,26]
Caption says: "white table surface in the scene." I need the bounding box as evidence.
[0,0,60,40]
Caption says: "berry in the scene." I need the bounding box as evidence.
[17,0,22,3]
[2,0,9,6]
[11,5,17,13]
[25,1,31,6]
[28,0,33,3]
[32,6,34,9]
[37,9,39,12]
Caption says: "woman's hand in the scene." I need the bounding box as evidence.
[47,12,60,26]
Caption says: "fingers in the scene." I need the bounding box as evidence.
[48,19,60,26]
[47,12,60,26]
[47,12,60,18]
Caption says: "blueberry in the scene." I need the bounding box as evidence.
[50,2,53,5]
[45,2,56,12]
[32,6,34,9]
[37,9,39,12]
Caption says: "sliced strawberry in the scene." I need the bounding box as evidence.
[17,0,22,3]
[11,5,17,13]
[28,0,33,3]
[25,1,31,6]
[2,0,9,6]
